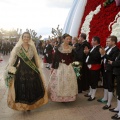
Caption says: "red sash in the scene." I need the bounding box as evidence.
[88,64,101,70]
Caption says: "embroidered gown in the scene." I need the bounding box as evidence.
[7,45,48,111]
[48,44,78,102]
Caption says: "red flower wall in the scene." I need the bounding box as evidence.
[78,0,120,47]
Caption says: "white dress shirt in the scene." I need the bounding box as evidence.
[103,46,116,64]
[86,46,96,63]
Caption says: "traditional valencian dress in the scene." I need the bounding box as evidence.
[5,45,48,111]
[48,44,78,102]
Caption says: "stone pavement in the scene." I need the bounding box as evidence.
[0,55,118,120]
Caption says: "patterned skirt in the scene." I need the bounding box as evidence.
[48,63,78,102]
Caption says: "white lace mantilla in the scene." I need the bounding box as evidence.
[18,45,35,60]
[6,45,37,72]
[58,44,73,54]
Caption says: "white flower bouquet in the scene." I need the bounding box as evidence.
[72,61,82,78]
[4,66,17,87]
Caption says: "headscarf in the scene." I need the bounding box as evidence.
[7,32,41,70]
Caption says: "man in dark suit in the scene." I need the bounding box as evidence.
[108,51,120,119]
[6,41,10,54]
[84,36,101,101]
[75,33,90,93]
[97,38,110,103]
[2,42,7,55]
[44,40,53,69]
[100,38,110,86]
[99,35,119,109]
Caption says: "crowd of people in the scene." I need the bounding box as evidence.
[2,32,120,119]
[0,40,16,56]
[42,33,120,119]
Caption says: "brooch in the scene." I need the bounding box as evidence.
[61,59,65,63]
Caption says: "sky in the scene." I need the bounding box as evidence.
[0,0,74,38]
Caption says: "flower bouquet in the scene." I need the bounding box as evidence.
[4,66,17,87]
[72,61,82,79]
[103,0,114,7]
[5,73,14,87]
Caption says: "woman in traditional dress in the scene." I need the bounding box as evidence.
[4,32,48,111]
[48,33,78,102]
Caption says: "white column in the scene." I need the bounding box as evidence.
[69,0,88,37]
[63,0,78,34]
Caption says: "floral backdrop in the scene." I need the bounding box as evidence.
[78,0,120,47]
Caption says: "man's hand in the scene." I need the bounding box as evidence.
[108,60,113,64]
[99,48,106,55]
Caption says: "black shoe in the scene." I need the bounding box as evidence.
[111,114,120,119]
[84,94,91,97]
[102,105,111,110]
[27,110,31,112]
[109,108,119,113]
[88,97,95,101]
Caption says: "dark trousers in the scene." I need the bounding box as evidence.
[116,76,120,100]
[103,70,115,92]
[77,63,89,92]
[89,69,100,89]
[45,54,53,64]
[2,48,8,55]
[77,77,82,93]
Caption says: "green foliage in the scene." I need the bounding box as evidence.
[103,0,114,7]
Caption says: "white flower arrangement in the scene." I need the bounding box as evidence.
[8,66,17,74]
[72,61,80,66]
[109,12,120,42]
[72,61,81,67]
[72,61,82,78]
[80,5,101,40]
